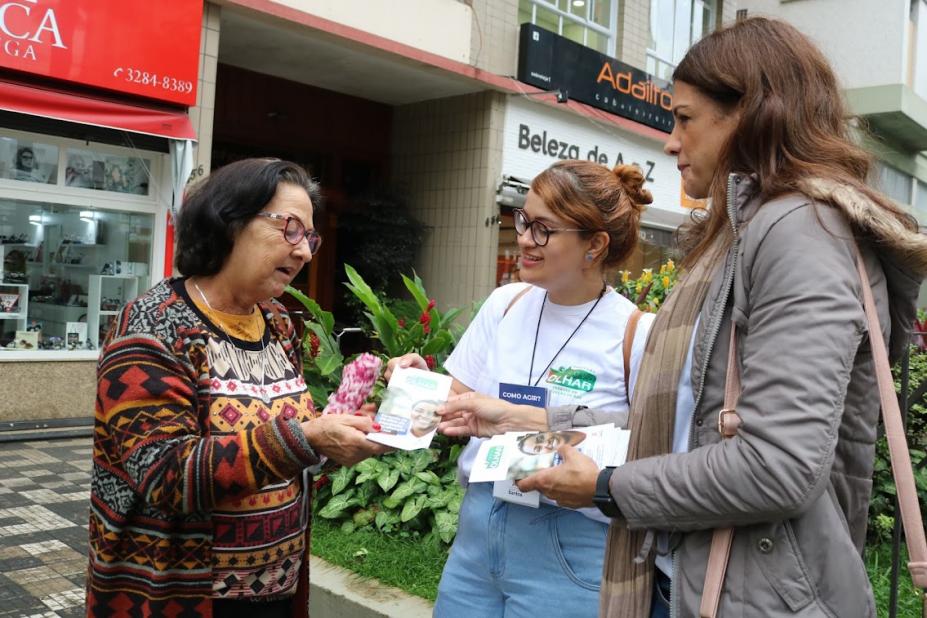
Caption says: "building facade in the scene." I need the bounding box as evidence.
[0,0,738,421]
[737,0,927,303]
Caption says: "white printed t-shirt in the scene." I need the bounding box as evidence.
[444,282,653,523]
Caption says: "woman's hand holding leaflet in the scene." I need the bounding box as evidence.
[516,444,599,509]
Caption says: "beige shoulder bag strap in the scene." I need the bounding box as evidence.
[698,323,742,618]
[699,245,927,617]
[503,285,532,317]
[623,308,644,402]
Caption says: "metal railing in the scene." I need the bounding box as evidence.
[889,331,927,617]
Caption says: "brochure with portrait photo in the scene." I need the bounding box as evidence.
[469,424,630,483]
[367,367,453,451]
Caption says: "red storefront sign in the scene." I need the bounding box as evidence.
[0,0,203,106]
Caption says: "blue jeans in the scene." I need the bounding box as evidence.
[434,482,608,618]
[650,569,671,618]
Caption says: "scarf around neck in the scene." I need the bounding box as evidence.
[600,232,729,618]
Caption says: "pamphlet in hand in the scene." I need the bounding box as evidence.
[469,424,630,483]
[366,367,453,451]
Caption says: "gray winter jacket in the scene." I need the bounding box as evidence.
[558,174,926,617]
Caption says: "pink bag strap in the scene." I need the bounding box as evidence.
[699,325,740,618]
[700,244,927,618]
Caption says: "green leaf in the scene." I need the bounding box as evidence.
[400,494,426,522]
[421,330,453,356]
[388,478,419,504]
[401,273,431,312]
[415,470,441,486]
[330,466,355,496]
[285,285,335,334]
[375,509,400,531]
[410,449,433,473]
[340,520,356,534]
[378,467,400,493]
[448,443,463,465]
[318,493,355,519]
[434,510,459,544]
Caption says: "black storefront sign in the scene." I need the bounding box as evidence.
[517,23,674,133]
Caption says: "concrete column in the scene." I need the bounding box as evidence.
[391,91,507,310]
[189,2,220,176]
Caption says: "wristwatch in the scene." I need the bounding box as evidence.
[593,466,622,518]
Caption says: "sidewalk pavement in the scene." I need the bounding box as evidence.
[0,438,435,618]
[0,437,90,617]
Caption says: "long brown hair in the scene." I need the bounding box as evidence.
[531,161,652,268]
[674,16,918,266]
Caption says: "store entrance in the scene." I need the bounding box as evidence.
[211,64,393,322]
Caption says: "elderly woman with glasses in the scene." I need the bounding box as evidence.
[386,161,655,617]
[86,158,388,618]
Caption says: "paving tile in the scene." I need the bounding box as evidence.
[0,438,92,615]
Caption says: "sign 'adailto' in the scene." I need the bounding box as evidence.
[517,23,674,133]
[0,0,203,107]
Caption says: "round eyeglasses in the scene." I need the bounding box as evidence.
[256,212,323,254]
[512,209,591,247]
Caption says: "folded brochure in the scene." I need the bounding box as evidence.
[367,367,453,451]
[469,423,630,483]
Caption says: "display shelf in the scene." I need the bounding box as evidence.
[0,283,29,333]
[88,274,138,348]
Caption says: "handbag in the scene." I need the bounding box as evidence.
[698,244,927,617]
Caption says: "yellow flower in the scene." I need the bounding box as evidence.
[662,275,671,288]
[659,264,666,275]
[641,268,653,284]
[621,270,630,283]
[635,281,643,294]
[665,259,675,273]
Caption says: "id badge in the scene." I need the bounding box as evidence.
[493,382,548,507]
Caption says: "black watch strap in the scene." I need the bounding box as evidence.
[593,466,621,518]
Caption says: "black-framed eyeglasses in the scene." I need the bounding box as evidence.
[256,212,323,254]
[513,209,591,247]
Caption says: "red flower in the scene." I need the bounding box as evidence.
[313,474,330,490]
[309,332,320,358]
[425,355,436,370]
[423,324,431,334]
[427,299,436,311]
[398,318,406,328]
[419,312,431,326]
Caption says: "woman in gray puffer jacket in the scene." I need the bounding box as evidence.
[439,17,927,618]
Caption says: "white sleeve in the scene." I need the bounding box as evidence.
[444,284,529,391]
[627,311,655,401]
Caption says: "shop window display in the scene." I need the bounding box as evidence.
[0,137,58,184]
[0,199,153,352]
[65,148,151,195]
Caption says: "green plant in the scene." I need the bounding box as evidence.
[314,436,465,544]
[287,265,468,544]
[615,260,679,312]
[343,264,464,368]
[870,345,927,542]
[310,517,448,601]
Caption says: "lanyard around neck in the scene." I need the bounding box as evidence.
[527,285,606,387]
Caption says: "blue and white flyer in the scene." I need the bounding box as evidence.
[367,367,453,451]
[469,424,630,483]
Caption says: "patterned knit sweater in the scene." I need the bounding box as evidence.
[86,279,320,618]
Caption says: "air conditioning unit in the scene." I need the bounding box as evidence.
[495,175,531,209]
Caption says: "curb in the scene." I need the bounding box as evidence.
[309,556,434,618]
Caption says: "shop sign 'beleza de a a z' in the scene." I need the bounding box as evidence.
[517,23,674,133]
[0,0,202,106]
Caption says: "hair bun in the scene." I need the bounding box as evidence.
[613,164,653,208]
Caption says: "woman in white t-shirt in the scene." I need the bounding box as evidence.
[386,161,654,617]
